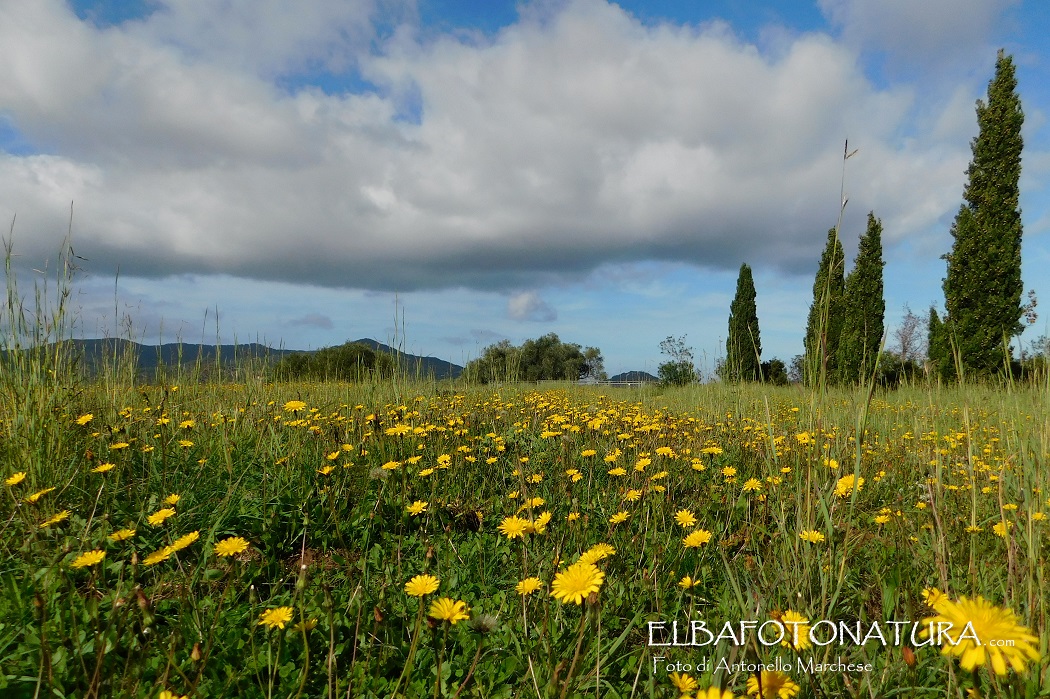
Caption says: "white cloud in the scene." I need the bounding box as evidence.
[0,0,986,293]
[818,0,1018,71]
[507,291,557,322]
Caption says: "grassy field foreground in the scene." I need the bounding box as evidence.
[1,368,1048,698]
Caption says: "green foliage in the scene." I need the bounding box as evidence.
[837,212,885,384]
[927,306,954,381]
[759,357,789,386]
[724,263,762,382]
[941,50,1025,379]
[272,341,396,381]
[803,228,845,385]
[657,335,697,386]
[463,333,602,383]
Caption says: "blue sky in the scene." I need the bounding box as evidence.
[2,0,1048,376]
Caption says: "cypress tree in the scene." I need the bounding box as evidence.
[803,228,845,385]
[837,212,885,383]
[926,306,952,380]
[726,263,761,382]
[942,49,1024,378]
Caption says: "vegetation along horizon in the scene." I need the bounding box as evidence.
[1,51,1048,699]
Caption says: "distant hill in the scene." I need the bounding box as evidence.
[58,338,463,380]
[608,371,659,383]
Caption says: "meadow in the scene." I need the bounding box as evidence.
[1,335,1048,698]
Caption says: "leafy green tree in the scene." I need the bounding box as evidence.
[837,212,885,383]
[657,336,697,386]
[272,341,396,382]
[463,334,601,383]
[942,50,1025,378]
[803,228,845,385]
[725,263,762,382]
[759,358,789,386]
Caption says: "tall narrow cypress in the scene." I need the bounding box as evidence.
[726,263,761,382]
[837,212,885,383]
[803,228,845,385]
[942,50,1025,378]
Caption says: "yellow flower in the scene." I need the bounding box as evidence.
[581,449,597,457]
[24,487,55,504]
[833,474,864,498]
[678,576,695,589]
[143,545,174,566]
[110,442,130,450]
[516,577,542,596]
[670,671,698,693]
[283,400,306,411]
[179,419,195,429]
[922,595,1039,674]
[405,574,440,597]
[623,489,642,502]
[158,691,188,699]
[258,606,294,629]
[675,510,698,528]
[317,465,335,475]
[428,597,470,624]
[5,471,26,487]
[498,515,530,539]
[721,466,737,478]
[607,467,627,477]
[683,529,713,548]
[109,528,136,542]
[799,530,825,544]
[742,478,763,493]
[40,510,71,528]
[163,493,180,506]
[550,562,604,605]
[567,512,580,522]
[381,460,401,470]
[992,521,1013,538]
[70,550,106,569]
[214,536,249,557]
[170,530,199,552]
[609,511,629,524]
[406,500,428,516]
[746,670,800,698]
[292,618,318,633]
[177,440,193,448]
[531,511,552,534]
[780,610,811,651]
[76,413,93,425]
[148,508,176,526]
[92,462,115,473]
[578,543,615,565]
[697,687,736,699]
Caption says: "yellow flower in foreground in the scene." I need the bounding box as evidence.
[799,530,825,544]
[516,577,542,596]
[76,413,94,425]
[109,528,136,542]
[742,478,763,493]
[40,510,71,528]
[498,515,530,539]
[550,562,604,605]
[163,493,180,506]
[780,610,811,651]
[697,687,736,699]
[5,471,26,486]
[170,530,199,552]
[578,543,616,565]
[381,460,401,470]
[92,462,115,473]
[215,536,249,557]
[24,487,55,504]
[405,574,440,597]
[429,597,470,624]
[683,529,713,548]
[746,670,800,698]
[922,595,1039,675]
[834,474,864,498]
[158,691,188,699]
[144,545,175,566]
[607,467,627,477]
[258,606,294,629]
[283,400,306,411]
[317,465,335,475]
[148,508,176,526]
[672,505,697,522]
[679,576,696,589]
[609,511,629,524]
[70,550,106,569]
[670,671,699,693]
[406,500,428,516]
